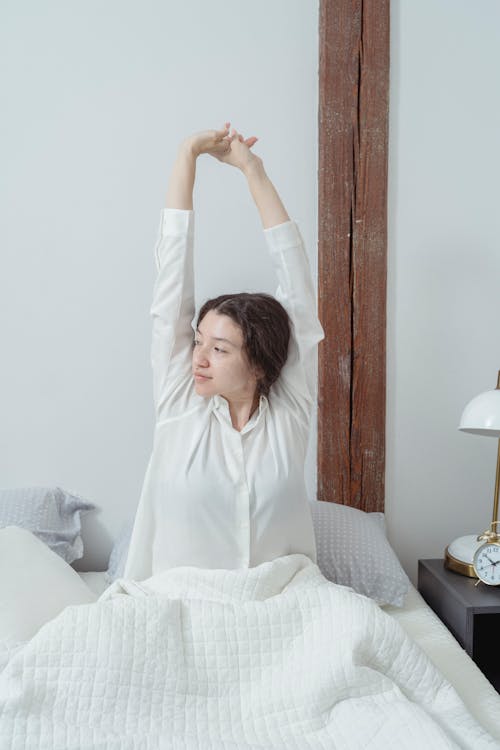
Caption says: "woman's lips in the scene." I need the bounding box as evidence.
[194,373,211,380]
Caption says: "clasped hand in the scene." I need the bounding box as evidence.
[183,122,261,173]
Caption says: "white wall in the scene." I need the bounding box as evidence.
[0,1,320,570]
[387,0,500,584]
[4,1,497,583]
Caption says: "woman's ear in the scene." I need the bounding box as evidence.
[254,366,265,381]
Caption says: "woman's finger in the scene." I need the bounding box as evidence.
[215,124,230,141]
[231,128,248,144]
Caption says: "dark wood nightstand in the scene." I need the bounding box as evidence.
[418,558,500,692]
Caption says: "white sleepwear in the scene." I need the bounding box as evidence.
[123,208,325,581]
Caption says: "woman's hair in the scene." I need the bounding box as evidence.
[195,293,291,398]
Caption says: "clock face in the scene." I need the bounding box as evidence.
[473,544,500,585]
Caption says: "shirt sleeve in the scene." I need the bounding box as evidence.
[122,475,155,581]
[263,219,325,419]
[149,207,200,423]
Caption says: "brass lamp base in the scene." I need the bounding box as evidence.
[444,546,477,577]
[444,534,487,578]
[445,527,500,578]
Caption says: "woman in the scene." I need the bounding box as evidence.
[123,123,325,581]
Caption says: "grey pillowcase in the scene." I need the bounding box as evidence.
[106,502,409,607]
[0,486,96,564]
[310,500,410,607]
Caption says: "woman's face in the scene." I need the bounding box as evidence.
[192,310,262,401]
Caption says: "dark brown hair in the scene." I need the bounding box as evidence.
[195,293,291,398]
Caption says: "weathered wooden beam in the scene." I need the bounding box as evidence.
[318,0,389,512]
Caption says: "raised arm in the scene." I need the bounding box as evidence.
[164,141,197,209]
[165,123,235,208]
[150,142,197,424]
[216,130,325,418]
[151,127,242,423]
[247,162,324,417]
[242,157,290,229]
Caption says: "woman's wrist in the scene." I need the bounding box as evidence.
[242,155,265,179]
[178,138,198,160]
[243,159,289,228]
[165,143,197,209]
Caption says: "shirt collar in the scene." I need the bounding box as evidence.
[212,393,268,430]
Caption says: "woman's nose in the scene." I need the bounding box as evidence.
[194,348,209,365]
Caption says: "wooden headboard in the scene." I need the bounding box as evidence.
[317,0,389,513]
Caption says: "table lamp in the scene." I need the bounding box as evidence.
[444,370,500,577]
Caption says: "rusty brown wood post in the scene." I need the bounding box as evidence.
[318,0,390,512]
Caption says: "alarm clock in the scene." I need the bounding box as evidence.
[472,541,500,586]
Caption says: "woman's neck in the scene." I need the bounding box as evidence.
[227,391,261,432]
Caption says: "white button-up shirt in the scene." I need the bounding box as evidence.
[123,208,325,581]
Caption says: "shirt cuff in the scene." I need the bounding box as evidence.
[159,208,194,236]
[263,220,303,251]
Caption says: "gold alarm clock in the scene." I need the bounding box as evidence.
[472,521,500,586]
[473,541,500,586]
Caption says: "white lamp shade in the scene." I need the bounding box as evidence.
[458,388,500,437]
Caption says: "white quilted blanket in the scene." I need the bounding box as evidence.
[0,553,498,749]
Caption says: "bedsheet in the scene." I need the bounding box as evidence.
[0,553,498,749]
[384,586,500,741]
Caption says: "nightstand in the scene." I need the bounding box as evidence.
[418,558,500,692]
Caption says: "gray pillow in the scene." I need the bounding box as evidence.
[310,500,410,607]
[106,503,409,608]
[0,486,96,564]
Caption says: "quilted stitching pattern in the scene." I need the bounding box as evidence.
[0,554,497,749]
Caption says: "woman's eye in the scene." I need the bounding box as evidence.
[193,340,225,353]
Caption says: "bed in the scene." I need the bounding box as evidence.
[1,490,500,748]
[76,567,500,744]
[384,585,500,742]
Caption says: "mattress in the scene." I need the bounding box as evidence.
[77,570,500,743]
[383,585,500,741]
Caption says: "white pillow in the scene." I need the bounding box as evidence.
[0,486,96,563]
[310,501,410,607]
[0,526,97,651]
